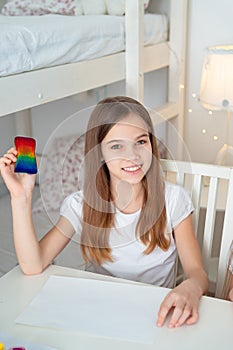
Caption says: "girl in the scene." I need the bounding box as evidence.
[223,240,233,301]
[0,96,208,328]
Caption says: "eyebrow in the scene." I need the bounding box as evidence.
[105,133,149,144]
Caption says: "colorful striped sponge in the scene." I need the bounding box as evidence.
[14,136,37,174]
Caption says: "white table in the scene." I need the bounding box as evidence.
[0,265,232,350]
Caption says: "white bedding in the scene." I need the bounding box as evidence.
[0,13,168,77]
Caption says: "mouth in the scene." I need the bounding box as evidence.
[122,164,142,173]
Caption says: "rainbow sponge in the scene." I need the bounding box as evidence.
[14,136,37,174]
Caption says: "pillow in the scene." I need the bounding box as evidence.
[2,0,150,16]
[82,0,106,15]
[33,132,166,214]
[144,0,150,9]
[1,0,76,16]
[106,0,150,15]
[0,0,7,11]
[105,0,124,16]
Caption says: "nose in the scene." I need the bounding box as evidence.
[124,144,140,161]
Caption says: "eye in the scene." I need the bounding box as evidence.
[111,144,122,150]
[136,139,147,145]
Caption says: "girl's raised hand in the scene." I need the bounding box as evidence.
[0,147,36,198]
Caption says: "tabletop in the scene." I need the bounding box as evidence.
[0,265,232,350]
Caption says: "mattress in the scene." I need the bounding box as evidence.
[0,13,168,77]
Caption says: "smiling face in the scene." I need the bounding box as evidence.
[101,113,152,189]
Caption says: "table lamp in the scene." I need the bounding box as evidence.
[199,45,233,165]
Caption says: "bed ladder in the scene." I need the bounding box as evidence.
[125,0,188,159]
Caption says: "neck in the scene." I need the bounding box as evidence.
[111,181,144,213]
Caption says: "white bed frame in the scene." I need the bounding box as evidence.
[0,0,187,153]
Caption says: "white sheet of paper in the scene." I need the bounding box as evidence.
[15,275,167,344]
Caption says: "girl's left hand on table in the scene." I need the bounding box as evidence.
[156,279,201,328]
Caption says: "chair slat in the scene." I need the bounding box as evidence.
[202,177,218,273]
[215,169,233,297]
[160,159,233,297]
[191,174,202,233]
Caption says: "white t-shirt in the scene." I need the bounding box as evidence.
[60,182,194,288]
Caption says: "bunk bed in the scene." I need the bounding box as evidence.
[0,0,188,276]
[0,0,188,139]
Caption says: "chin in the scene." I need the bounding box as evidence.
[123,176,145,185]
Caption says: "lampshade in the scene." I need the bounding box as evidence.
[199,45,233,111]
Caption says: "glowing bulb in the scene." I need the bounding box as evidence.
[202,129,207,134]
[188,108,192,113]
[192,93,196,98]
[180,84,185,89]
[213,135,218,141]
[208,110,213,115]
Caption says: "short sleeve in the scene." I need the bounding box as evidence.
[60,191,83,235]
[165,182,194,231]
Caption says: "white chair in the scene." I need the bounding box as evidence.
[160,159,233,298]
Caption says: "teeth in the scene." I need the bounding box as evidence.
[123,165,142,172]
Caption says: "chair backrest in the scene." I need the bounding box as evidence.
[160,159,233,298]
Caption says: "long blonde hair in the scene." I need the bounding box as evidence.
[81,96,169,264]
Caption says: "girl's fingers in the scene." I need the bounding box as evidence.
[4,153,17,162]
[185,309,199,325]
[157,296,174,327]
[158,301,197,328]
[0,157,12,166]
[167,302,185,328]
[0,148,17,164]
[172,305,193,327]
[7,147,17,155]
[0,149,17,171]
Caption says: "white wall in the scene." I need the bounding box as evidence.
[0,68,167,156]
[0,114,16,190]
[185,0,233,164]
[2,1,233,164]
[30,69,167,154]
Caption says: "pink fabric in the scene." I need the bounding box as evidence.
[144,0,150,9]
[2,0,150,16]
[33,134,84,214]
[1,0,76,16]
